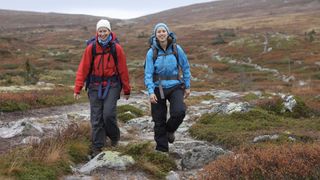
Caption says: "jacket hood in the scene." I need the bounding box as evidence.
[150,32,177,50]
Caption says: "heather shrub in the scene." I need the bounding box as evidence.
[198,143,320,180]
[0,88,87,112]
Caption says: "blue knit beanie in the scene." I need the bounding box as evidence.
[153,23,170,35]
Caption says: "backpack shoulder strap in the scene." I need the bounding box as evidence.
[151,45,158,64]
[89,42,96,75]
[172,43,179,65]
[85,41,96,91]
[110,42,119,74]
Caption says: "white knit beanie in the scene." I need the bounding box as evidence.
[96,19,111,31]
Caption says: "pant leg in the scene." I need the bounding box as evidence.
[166,86,186,133]
[152,87,169,152]
[89,88,106,149]
[103,81,121,142]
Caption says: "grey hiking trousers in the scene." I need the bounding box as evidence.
[88,81,121,150]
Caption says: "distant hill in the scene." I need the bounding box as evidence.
[0,0,319,97]
[133,0,320,29]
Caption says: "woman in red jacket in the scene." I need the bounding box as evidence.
[74,19,130,158]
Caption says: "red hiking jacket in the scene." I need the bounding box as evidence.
[74,32,130,95]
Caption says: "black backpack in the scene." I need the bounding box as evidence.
[85,36,120,91]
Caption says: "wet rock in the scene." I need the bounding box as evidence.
[78,151,135,175]
[211,102,251,114]
[0,120,43,138]
[281,95,297,112]
[125,116,153,131]
[170,141,227,170]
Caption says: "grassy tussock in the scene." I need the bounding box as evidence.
[117,104,144,123]
[198,143,320,180]
[121,141,177,179]
[0,122,91,179]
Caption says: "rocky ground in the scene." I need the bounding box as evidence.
[0,90,251,179]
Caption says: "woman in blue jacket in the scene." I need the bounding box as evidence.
[144,23,191,152]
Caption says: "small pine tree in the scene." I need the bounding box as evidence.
[305,29,316,42]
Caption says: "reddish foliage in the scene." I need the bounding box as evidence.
[199,143,320,180]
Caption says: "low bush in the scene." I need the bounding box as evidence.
[199,143,320,179]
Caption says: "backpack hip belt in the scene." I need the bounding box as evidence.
[89,75,119,100]
[154,74,180,100]
[153,74,179,82]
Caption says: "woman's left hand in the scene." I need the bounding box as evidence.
[184,89,190,99]
[124,94,130,100]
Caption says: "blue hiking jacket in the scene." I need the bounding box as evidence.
[144,36,191,95]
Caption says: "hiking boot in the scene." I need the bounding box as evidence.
[111,140,119,147]
[167,132,175,143]
[89,148,102,159]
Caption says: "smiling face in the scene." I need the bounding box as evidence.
[156,27,168,43]
[97,27,110,40]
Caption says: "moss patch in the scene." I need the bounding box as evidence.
[186,93,215,106]
[121,142,176,179]
[189,108,320,149]
[117,105,144,123]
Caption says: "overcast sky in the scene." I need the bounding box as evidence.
[0,0,217,19]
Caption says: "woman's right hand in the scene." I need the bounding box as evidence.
[149,94,158,104]
[74,93,80,100]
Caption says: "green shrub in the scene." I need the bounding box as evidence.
[257,96,312,118]
[15,161,70,180]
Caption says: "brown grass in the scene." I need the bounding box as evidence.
[0,122,91,178]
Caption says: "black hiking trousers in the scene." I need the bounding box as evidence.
[151,84,186,152]
[88,81,121,150]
